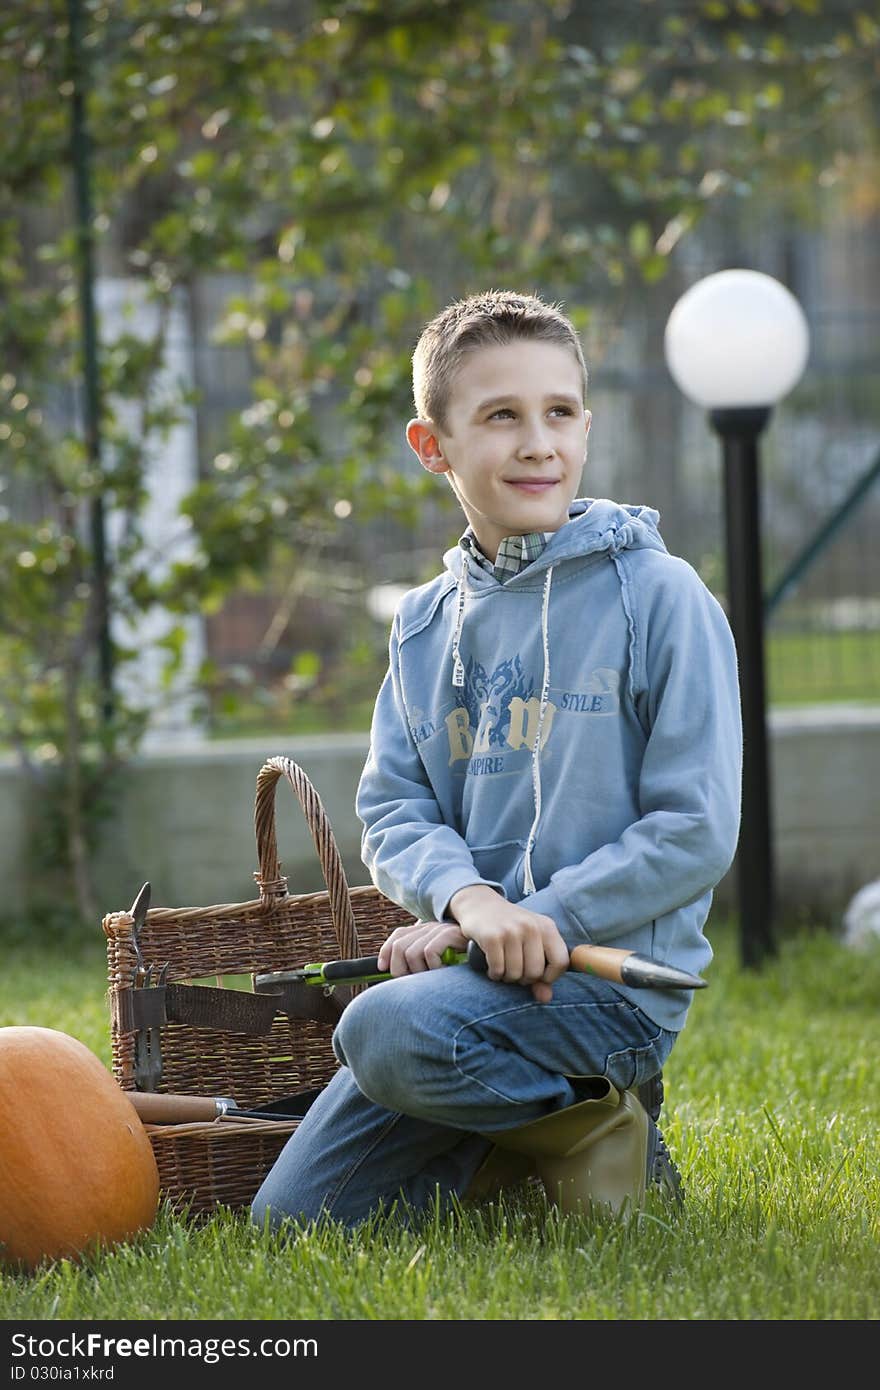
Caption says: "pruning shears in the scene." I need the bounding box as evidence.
[255,945,468,993]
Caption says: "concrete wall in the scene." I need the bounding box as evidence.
[3,709,878,927]
[768,705,880,919]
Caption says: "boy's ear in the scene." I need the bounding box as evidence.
[406,418,449,475]
[584,408,593,440]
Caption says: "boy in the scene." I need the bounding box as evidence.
[252,289,742,1230]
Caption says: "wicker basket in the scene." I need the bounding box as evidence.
[102,754,414,1217]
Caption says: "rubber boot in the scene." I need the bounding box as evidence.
[469,1077,649,1216]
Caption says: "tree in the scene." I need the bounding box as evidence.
[1,0,877,921]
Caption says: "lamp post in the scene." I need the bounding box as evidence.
[663,269,810,968]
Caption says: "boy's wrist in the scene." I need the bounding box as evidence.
[447,883,501,921]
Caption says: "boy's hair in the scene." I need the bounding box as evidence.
[412,289,589,433]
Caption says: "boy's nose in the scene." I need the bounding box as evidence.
[517,426,555,459]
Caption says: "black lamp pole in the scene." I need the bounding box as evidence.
[709,406,777,968]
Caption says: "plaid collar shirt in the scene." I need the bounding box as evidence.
[459,527,555,583]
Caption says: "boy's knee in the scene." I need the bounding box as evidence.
[333,983,383,1069]
[332,980,436,1113]
[333,985,406,1100]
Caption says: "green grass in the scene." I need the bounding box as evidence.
[766,629,880,706]
[1,922,878,1320]
[208,694,379,740]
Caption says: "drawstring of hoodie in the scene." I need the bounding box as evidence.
[523,563,554,895]
[451,567,468,688]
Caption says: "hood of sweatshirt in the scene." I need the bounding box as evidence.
[441,499,668,695]
[443,497,668,585]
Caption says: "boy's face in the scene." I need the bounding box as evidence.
[406,340,591,561]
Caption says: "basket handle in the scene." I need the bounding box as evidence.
[254,755,360,960]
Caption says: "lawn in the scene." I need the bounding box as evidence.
[766,629,880,706]
[0,919,878,1321]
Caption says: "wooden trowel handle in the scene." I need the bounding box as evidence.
[568,943,630,982]
[125,1091,232,1123]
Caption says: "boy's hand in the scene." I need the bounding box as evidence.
[376,918,469,977]
[448,884,570,1004]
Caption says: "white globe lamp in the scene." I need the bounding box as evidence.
[664,268,810,409]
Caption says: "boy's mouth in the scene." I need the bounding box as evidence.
[505,478,560,494]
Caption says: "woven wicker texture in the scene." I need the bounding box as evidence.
[103,755,415,1214]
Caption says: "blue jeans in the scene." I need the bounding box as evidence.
[250,966,676,1231]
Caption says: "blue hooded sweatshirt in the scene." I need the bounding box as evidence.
[356,497,742,1032]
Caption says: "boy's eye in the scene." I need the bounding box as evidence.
[488,405,575,420]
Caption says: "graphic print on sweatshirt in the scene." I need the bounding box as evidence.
[444,652,621,773]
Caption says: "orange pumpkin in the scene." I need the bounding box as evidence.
[0,1026,160,1271]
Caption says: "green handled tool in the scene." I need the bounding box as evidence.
[255,940,706,994]
[255,945,468,993]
